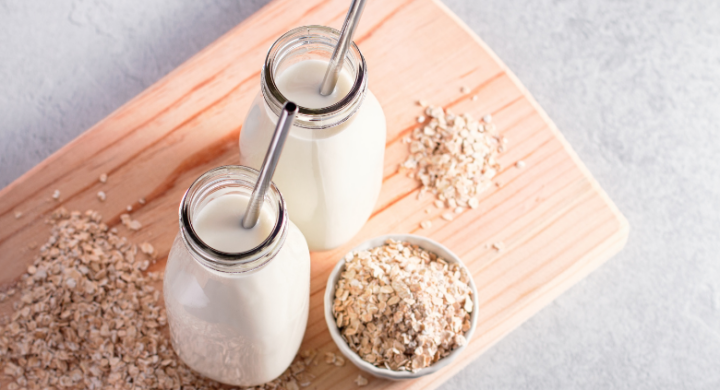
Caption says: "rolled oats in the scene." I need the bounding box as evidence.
[324,352,336,364]
[354,374,368,386]
[332,240,474,373]
[140,242,155,256]
[0,208,317,390]
[400,104,503,221]
[120,214,142,231]
[468,198,479,209]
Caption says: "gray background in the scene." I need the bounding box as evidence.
[1,0,719,389]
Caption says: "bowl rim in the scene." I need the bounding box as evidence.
[323,234,479,380]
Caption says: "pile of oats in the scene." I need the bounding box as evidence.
[332,240,474,373]
[400,103,505,215]
[0,208,315,390]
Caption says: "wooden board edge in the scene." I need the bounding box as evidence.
[423,227,629,389]
[430,0,630,242]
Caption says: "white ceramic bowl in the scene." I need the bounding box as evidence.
[324,234,478,380]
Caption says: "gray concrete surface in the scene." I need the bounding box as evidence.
[1,0,719,389]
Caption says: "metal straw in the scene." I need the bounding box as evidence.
[319,0,367,96]
[242,102,298,229]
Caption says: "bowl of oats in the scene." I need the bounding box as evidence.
[324,235,478,380]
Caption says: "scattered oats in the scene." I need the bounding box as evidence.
[425,208,431,214]
[99,173,108,183]
[126,205,133,212]
[355,375,369,386]
[138,197,146,205]
[492,241,505,252]
[471,95,478,101]
[14,211,22,219]
[121,213,143,231]
[140,242,155,256]
[515,160,526,169]
[325,352,336,364]
[495,182,502,188]
[52,189,60,200]
[333,240,474,373]
[483,114,492,123]
[417,100,428,108]
[97,190,106,202]
[0,207,318,390]
[334,355,346,367]
[454,207,465,214]
[420,220,433,229]
[401,103,504,221]
[417,115,426,123]
[442,212,454,221]
[460,86,471,94]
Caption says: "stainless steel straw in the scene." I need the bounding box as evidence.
[241,101,298,229]
[319,0,367,96]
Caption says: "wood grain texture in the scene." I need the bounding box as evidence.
[0,0,629,388]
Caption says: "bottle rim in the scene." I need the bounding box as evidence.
[261,25,368,129]
[178,165,288,273]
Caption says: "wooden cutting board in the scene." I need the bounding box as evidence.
[0,0,629,388]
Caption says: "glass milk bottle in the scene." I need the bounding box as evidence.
[240,25,386,251]
[164,165,310,387]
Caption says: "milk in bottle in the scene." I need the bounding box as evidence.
[164,166,310,386]
[240,26,386,251]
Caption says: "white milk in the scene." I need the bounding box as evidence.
[164,181,310,387]
[275,59,352,109]
[240,59,386,251]
[192,193,274,253]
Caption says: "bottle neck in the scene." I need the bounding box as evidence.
[179,165,288,274]
[261,25,368,130]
